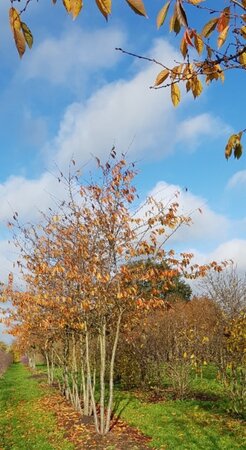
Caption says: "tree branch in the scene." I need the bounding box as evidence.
[115,48,167,70]
[231,0,246,11]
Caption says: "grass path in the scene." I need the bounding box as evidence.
[1,363,245,450]
[0,363,74,450]
[115,393,246,449]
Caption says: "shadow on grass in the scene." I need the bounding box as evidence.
[196,398,246,421]
[110,391,132,430]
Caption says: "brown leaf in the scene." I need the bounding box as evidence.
[126,0,147,17]
[171,83,181,106]
[202,17,218,38]
[194,32,203,55]
[63,0,71,13]
[217,8,230,33]
[21,22,33,49]
[217,25,229,49]
[176,0,188,28]
[154,69,169,86]
[70,0,83,18]
[180,36,188,58]
[9,7,21,32]
[95,0,111,19]
[157,1,171,29]
[14,29,26,58]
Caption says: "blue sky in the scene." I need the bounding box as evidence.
[0,1,246,340]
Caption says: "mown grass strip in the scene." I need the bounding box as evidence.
[0,363,74,450]
[113,391,246,449]
[30,364,246,449]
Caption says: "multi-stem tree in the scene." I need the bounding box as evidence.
[2,151,225,434]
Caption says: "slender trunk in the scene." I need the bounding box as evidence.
[71,332,82,413]
[99,323,106,434]
[52,348,63,391]
[85,325,99,433]
[105,310,122,433]
[32,352,36,370]
[45,351,51,385]
[50,348,54,384]
[63,331,71,401]
[81,361,88,415]
[79,334,90,416]
[89,366,96,416]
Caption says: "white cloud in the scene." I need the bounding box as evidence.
[227,170,246,189]
[21,109,48,148]
[176,113,231,150]
[0,172,65,223]
[42,38,230,169]
[0,240,16,283]
[23,26,126,88]
[191,239,246,275]
[44,39,177,167]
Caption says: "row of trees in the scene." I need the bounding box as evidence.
[0,153,225,434]
[115,294,245,416]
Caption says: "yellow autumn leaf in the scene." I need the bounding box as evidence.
[154,69,169,86]
[180,36,188,58]
[70,0,83,19]
[63,0,71,13]
[176,0,188,28]
[21,22,33,49]
[14,29,26,58]
[186,79,191,92]
[170,13,181,34]
[240,25,246,39]
[191,77,203,98]
[9,7,21,32]
[171,83,181,106]
[217,25,229,49]
[239,51,246,67]
[202,17,218,38]
[225,133,241,159]
[194,32,203,55]
[96,0,111,19]
[126,0,147,17]
[156,1,170,29]
[9,8,26,57]
[188,0,203,4]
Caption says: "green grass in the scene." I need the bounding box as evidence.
[113,393,245,449]
[111,366,246,450]
[34,364,246,449]
[0,363,74,450]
